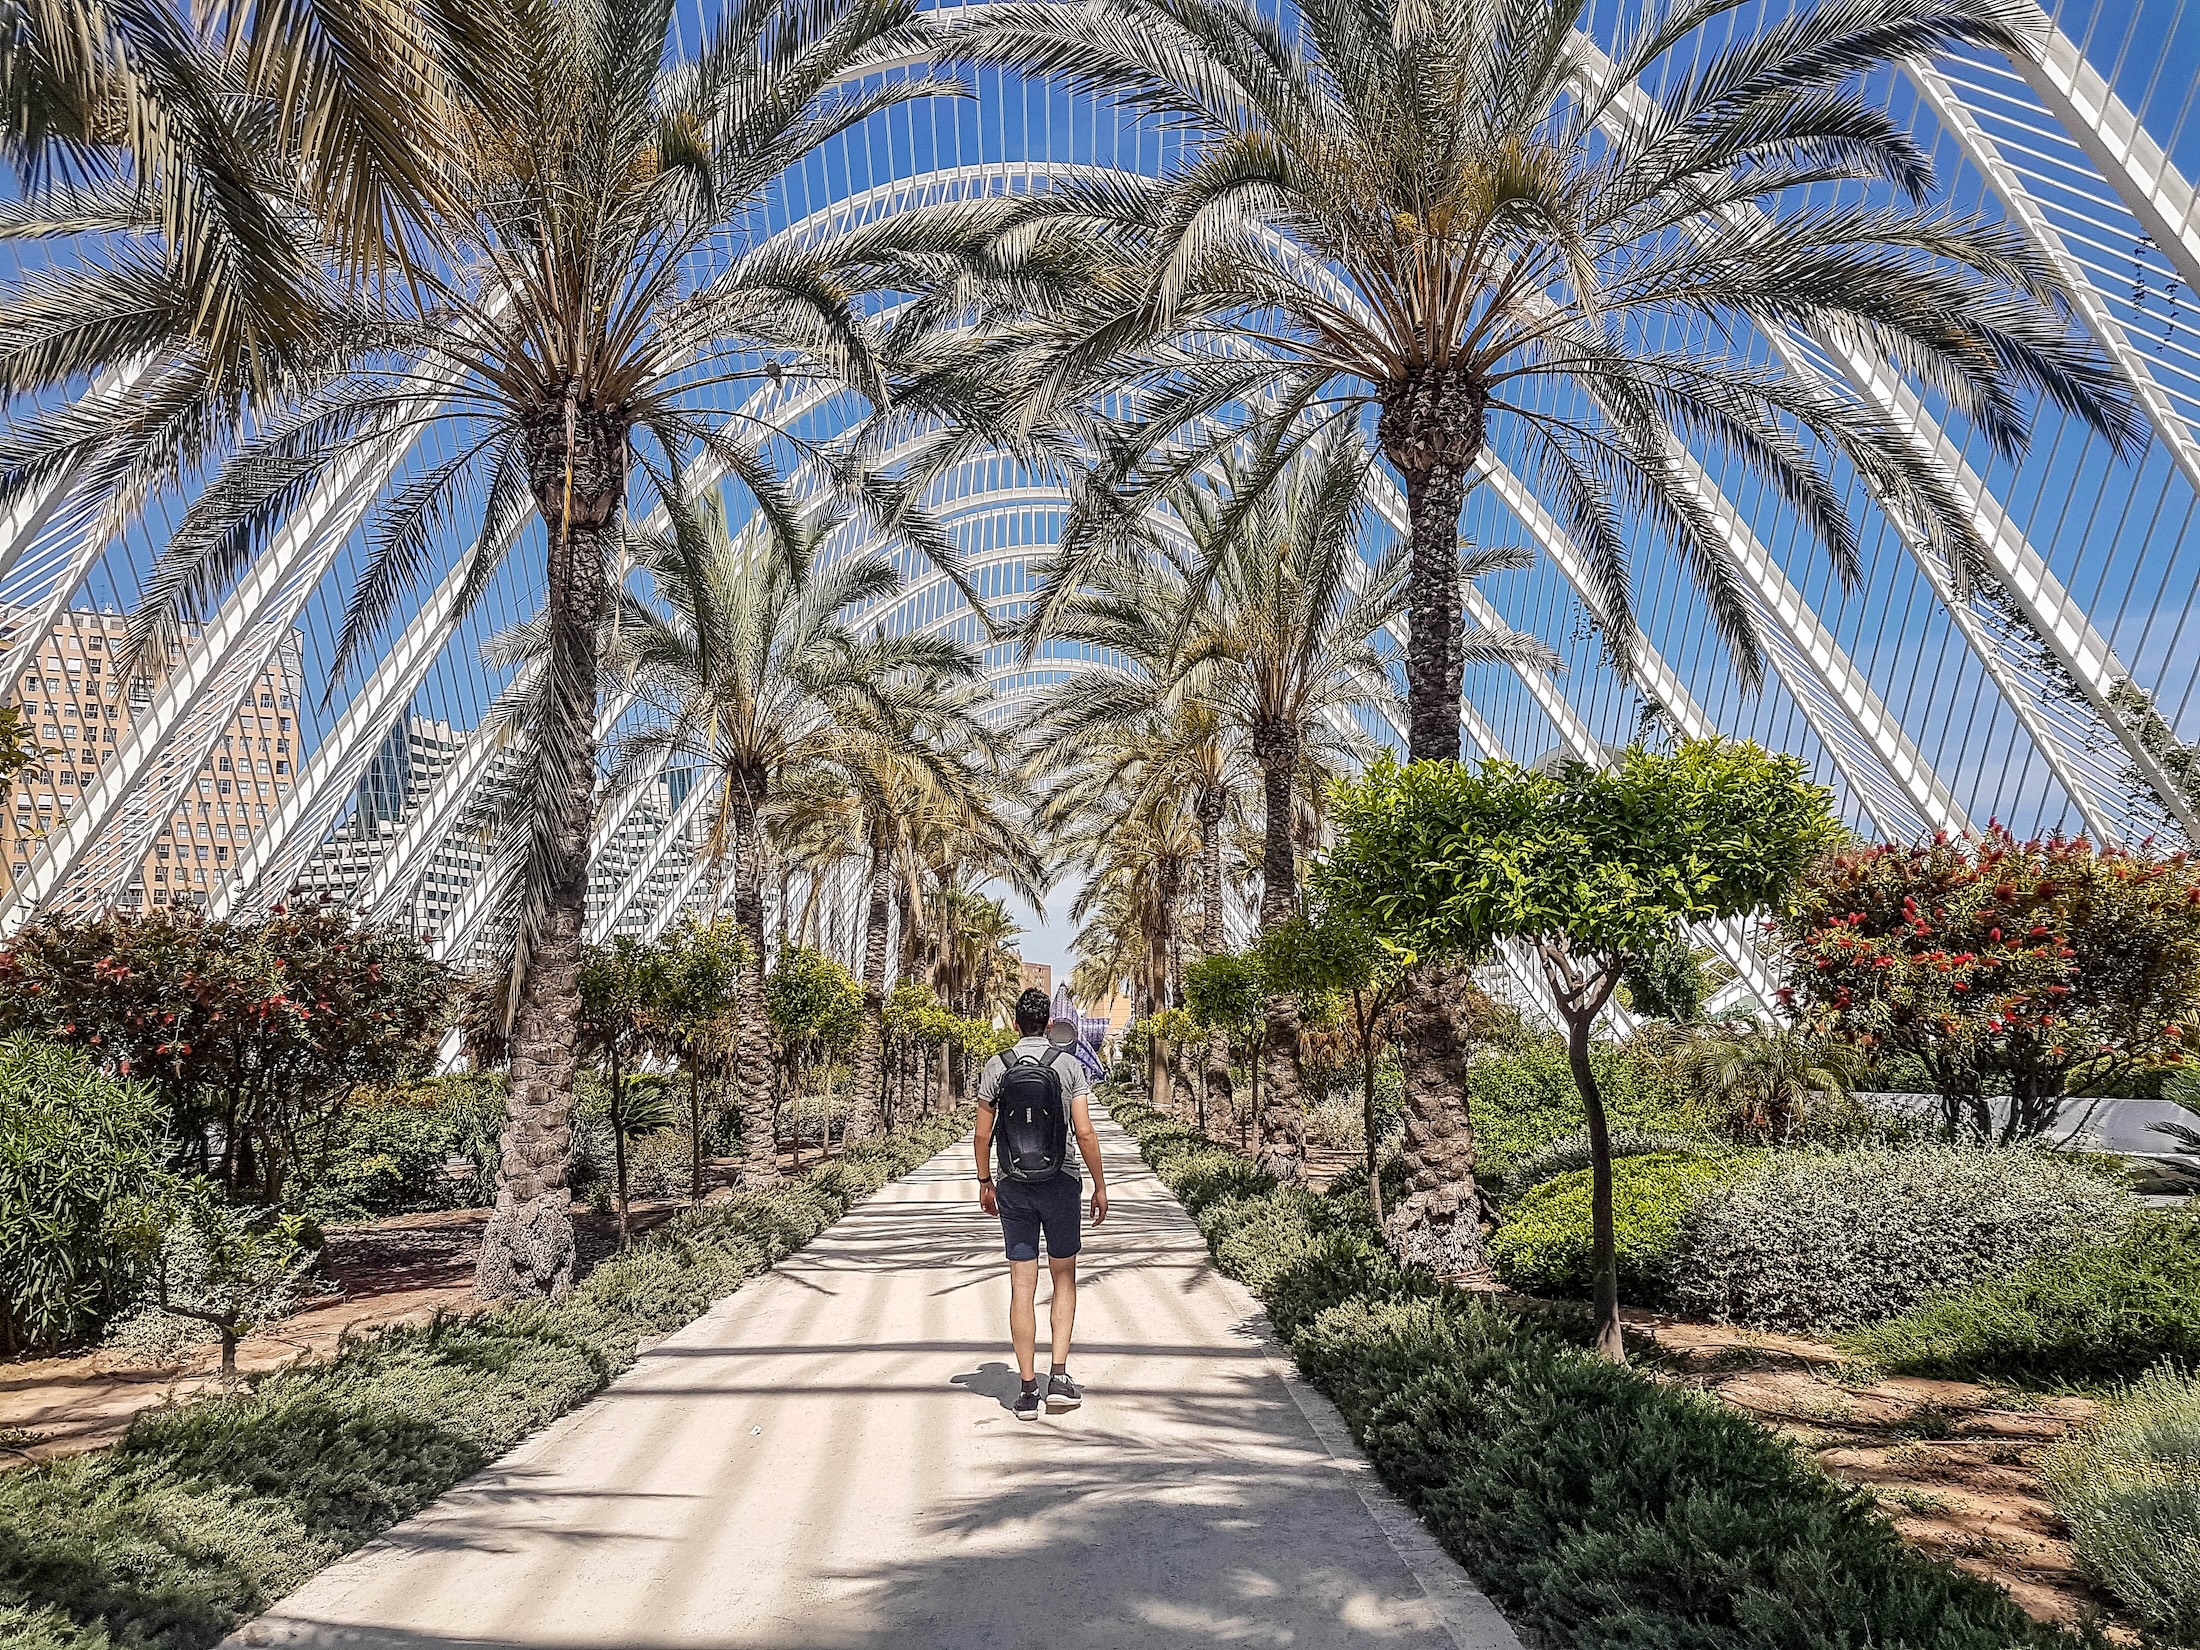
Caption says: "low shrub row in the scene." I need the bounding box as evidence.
[0,1111,970,1650]
[2039,1363,2200,1643]
[1481,1132,2137,1346]
[1111,1093,2080,1650]
[1847,1210,2200,1385]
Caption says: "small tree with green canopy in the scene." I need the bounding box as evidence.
[650,919,745,1205]
[1323,739,1837,1358]
[107,1182,320,1379]
[1182,951,1264,1137]
[767,946,863,1158]
[1257,912,1407,1226]
[575,937,673,1244]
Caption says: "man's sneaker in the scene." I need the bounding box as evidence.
[1013,1383,1042,1422]
[1046,1372,1083,1414]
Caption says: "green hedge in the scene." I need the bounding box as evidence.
[1464,1040,1699,1190]
[1846,1209,2200,1387]
[1106,1092,2076,1650]
[1487,1150,1751,1299]
[0,1111,969,1650]
[0,1038,167,1354]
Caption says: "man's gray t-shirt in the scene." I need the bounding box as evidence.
[976,1037,1091,1181]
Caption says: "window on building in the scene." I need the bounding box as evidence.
[275,760,288,774]
[215,847,228,863]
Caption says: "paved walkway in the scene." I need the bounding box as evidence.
[230,1106,1521,1650]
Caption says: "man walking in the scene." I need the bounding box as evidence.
[975,986,1108,1421]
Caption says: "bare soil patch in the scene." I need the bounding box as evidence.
[1617,1314,2124,1638]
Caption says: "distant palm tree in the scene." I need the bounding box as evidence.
[1176,433,1555,1181]
[1029,555,1253,1127]
[613,498,978,1188]
[1,0,964,1298]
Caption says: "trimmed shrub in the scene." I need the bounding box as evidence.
[1488,1151,1752,1300]
[292,1077,504,1222]
[1105,1090,2074,1649]
[1847,1211,2200,1385]
[0,1037,168,1354]
[2039,1363,2200,1641]
[1465,1040,1696,1187]
[0,1111,969,1650]
[1673,1144,2131,1331]
[1500,1127,1708,1200]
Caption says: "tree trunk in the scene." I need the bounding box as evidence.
[1253,738,1303,1184]
[1383,963,1485,1276]
[730,792,778,1189]
[609,1041,629,1247]
[477,398,623,1302]
[845,817,893,1141]
[1378,366,1486,767]
[1565,1014,1625,1362]
[1197,791,1232,1136]
[687,1063,704,1205]
[1357,993,1383,1229]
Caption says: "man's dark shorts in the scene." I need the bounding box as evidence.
[997,1172,1081,1261]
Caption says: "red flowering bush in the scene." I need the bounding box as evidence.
[0,907,450,1198]
[1773,828,2200,1139]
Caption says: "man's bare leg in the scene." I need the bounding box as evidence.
[1009,1257,1041,1382]
[1047,1255,1077,1370]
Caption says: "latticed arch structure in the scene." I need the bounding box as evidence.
[3,0,2198,1014]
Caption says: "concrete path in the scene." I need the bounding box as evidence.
[230,1106,1522,1650]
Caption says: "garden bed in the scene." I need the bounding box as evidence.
[1113,1094,2124,1649]
[0,1112,970,1650]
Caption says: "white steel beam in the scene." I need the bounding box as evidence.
[0,415,419,929]
[207,545,489,921]
[1581,38,2195,844]
[2006,2,2200,298]
[1909,58,2200,498]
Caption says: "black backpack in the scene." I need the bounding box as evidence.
[994,1051,1068,1182]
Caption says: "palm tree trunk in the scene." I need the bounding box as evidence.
[1379,366,1484,768]
[1197,792,1231,1136]
[1373,368,1491,1269]
[846,817,893,1140]
[476,403,621,1302]
[1384,965,1485,1277]
[1253,740,1303,1184]
[730,793,778,1189]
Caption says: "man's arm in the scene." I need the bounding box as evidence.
[973,1100,997,1215]
[1069,1092,1107,1226]
[973,1056,1001,1215]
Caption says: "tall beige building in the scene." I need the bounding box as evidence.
[0,609,302,911]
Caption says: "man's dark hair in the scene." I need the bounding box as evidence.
[1013,987,1051,1034]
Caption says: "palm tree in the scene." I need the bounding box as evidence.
[1061,791,1201,1109]
[1684,1024,1862,1144]
[837,713,1003,1137]
[952,0,2134,752]
[1177,434,1556,1181]
[1028,552,1253,1128]
[612,497,978,1191]
[944,0,2134,1270]
[1,0,448,406]
[2,0,968,1298]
